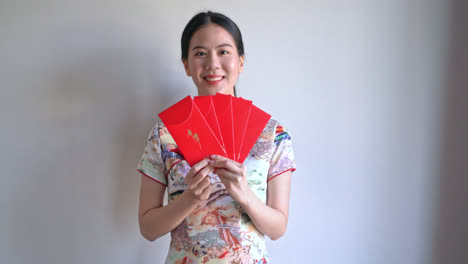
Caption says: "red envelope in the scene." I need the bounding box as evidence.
[158,96,226,166]
[213,93,235,160]
[232,97,252,161]
[194,95,225,150]
[237,104,271,163]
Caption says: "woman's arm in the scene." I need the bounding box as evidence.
[240,171,292,240]
[209,155,292,240]
[138,159,214,241]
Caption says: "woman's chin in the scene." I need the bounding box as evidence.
[198,86,232,96]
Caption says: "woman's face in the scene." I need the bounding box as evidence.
[183,23,244,96]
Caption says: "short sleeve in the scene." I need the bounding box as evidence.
[267,123,296,181]
[137,123,167,186]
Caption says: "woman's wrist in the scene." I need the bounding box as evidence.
[179,190,203,208]
[238,187,258,210]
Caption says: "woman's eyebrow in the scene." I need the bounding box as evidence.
[191,43,233,50]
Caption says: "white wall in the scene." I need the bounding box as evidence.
[1,1,466,263]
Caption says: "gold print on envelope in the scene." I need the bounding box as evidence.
[187,129,202,149]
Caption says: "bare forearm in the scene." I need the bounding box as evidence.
[239,189,288,240]
[139,192,199,241]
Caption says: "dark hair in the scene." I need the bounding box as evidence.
[181,11,245,96]
[181,11,245,60]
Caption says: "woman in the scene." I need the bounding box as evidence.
[137,11,296,263]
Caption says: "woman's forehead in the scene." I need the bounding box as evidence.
[189,24,236,48]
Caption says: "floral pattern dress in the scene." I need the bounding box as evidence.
[137,118,296,264]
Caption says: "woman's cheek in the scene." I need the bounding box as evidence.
[223,57,238,69]
[192,60,204,71]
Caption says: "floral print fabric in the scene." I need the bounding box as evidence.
[137,118,296,263]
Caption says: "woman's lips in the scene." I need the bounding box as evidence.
[204,75,224,85]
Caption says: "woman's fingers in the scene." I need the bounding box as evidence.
[189,159,210,177]
[191,164,214,185]
[190,176,211,195]
[214,168,238,181]
[185,159,210,182]
[199,176,212,189]
[209,155,242,172]
[208,155,249,204]
[200,179,212,200]
[184,158,215,201]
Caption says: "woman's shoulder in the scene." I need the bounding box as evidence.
[148,121,176,146]
[263,118,292,138]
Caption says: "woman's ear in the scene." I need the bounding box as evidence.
[238,55,245,74]
[182,58,192,76]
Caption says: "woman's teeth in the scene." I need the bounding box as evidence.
[205,76,223,81]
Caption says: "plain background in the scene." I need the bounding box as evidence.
[1,0,467,263]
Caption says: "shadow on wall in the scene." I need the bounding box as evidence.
[432,1,468,264]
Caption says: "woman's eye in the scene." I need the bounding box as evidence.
[195,52,206,56]
[220,50,228,55]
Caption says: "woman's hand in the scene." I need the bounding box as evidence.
[209,154,292,240]
[184,159,214,202]
[209,155,251,205]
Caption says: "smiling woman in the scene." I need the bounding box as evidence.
[181,12,245,97]
[136,11,296,263]
[182,23,244,96]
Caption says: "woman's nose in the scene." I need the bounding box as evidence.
[205,53,220,70]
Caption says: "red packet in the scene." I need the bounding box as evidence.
[232,97,252,161]
[213,93,235,160]
[237,104,271,163]
[158,96,226,166]
[194,95,225,150]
